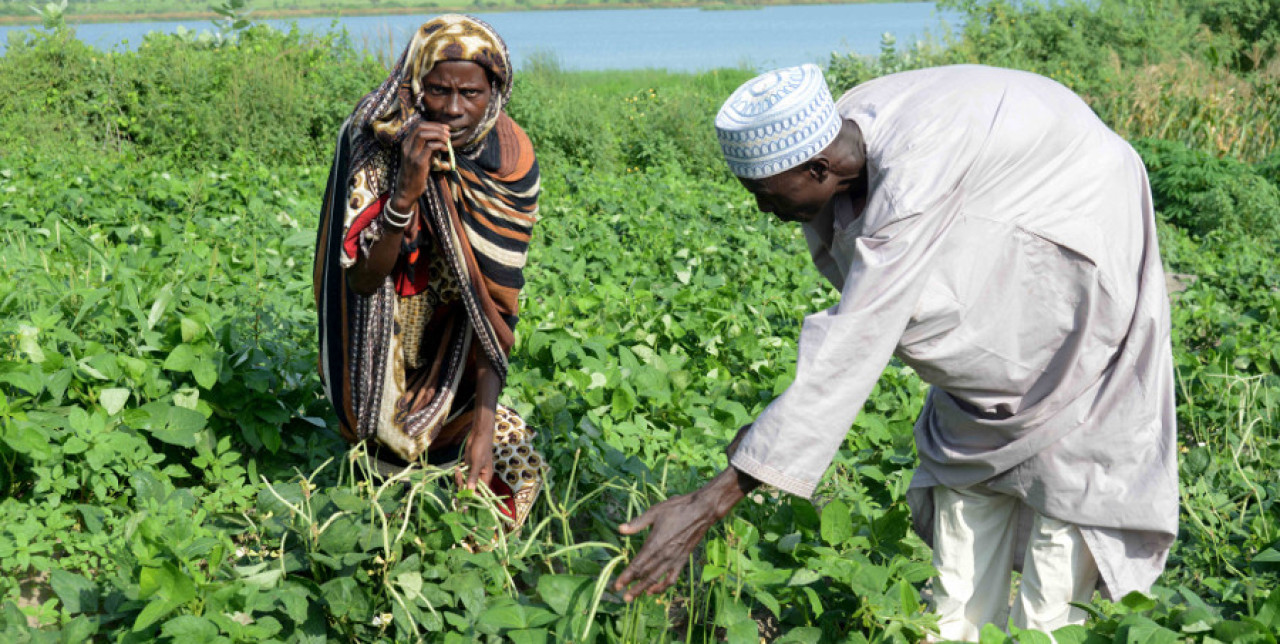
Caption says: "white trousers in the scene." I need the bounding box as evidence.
[931,485,1100,641]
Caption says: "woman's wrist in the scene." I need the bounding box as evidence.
[382,196,414,229]
[470,412,496,436]
[388,188,417,212]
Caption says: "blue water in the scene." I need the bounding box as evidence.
[0,2,957,70]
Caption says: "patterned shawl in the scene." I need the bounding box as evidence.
[313,14,540,461]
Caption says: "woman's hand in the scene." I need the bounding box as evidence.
[458,420,495,491]
[458,344,501,492]
[390,122,452,214]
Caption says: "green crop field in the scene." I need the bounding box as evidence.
[0,0,1278,641]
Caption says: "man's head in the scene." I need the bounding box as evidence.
[735,149,849,222]
[715,64,861,223]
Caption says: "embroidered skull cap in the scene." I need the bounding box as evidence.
[715,63,842,179]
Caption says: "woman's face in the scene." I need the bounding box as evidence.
[421,60,493,146]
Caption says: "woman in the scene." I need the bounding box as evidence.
[314,15,544,531]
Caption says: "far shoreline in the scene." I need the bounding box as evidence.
[0,0,916,26]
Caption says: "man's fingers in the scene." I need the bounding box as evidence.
[637,576,668,600]
[617,556,684,601]
[622,566,677,602]
[614,535,680,599]
[618,505,661,535]
[613,547,656,592]
[647,564,681,595]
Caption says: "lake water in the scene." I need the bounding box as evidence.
[0,2,958,71]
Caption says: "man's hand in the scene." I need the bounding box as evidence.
[614,466,759,601]
[390,122,452,213]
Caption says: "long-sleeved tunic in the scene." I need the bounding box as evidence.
[729,65,1178,598]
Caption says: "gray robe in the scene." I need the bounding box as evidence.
[729,65,1178,599]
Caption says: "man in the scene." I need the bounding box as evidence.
[613,64,1178,639]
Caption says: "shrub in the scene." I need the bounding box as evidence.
[0,24,384,166]
[1134,137,1280,238]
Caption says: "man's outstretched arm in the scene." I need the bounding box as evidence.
[613,464,760,601]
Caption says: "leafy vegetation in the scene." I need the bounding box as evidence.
[0,0,1277,641]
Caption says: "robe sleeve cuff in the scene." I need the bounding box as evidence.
[730,451,818,499]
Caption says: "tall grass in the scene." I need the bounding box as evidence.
[1091,56,1280,163]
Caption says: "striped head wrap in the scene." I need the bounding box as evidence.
[350,14,513,175]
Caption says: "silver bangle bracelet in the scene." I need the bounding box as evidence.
[382,199,413,229]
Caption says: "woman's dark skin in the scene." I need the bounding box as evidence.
[346,60,499,491]
[614,119,867,601]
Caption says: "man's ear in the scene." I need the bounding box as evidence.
[805,157,830,184]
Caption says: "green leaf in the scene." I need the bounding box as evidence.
[75,504,105,533]
[776,532,801,554]
[897,579,920,614]
[978,623,1012,644]
[801,586,823,619]
[164,344,198,373]
[180,317,203,343]
[1051,624,1106,644]
[134,597,178,632]
[320,577,370,621]
[17,323,46,363]
[790,497,820,532]
[1116,614,1180,644]
[535,575,593,616]
[752,588,781,619]
[317,515,361,554]
[49,569,97,614]
[1253,547,1280,572]
[62,435,89,455]
[1010,625,1055,644]
[161,615,219,641]
[1184,446,1211,476]
[725,618,758,644]
[147,285,174,331]
[1256,589,1280,629]
[192,358,218,389]
[715,591,752,628]
[476,598,557,631]
[1119,591,1158,613]
[1212,619,1266,642]
[396,571,424,600]
[141,404,206,447]
[506,628,550,644]
[61,614,97,643]
[819,499,853,546]
[774,626,823,644]
[99,387,130,415]
[2,421,54,460]
[787,568,821,587]
[239,565,283,589]
[0,363,45,396]
[277,585,311,625]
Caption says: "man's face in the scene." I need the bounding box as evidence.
[420,60,492,146]
[738,162,838,224]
